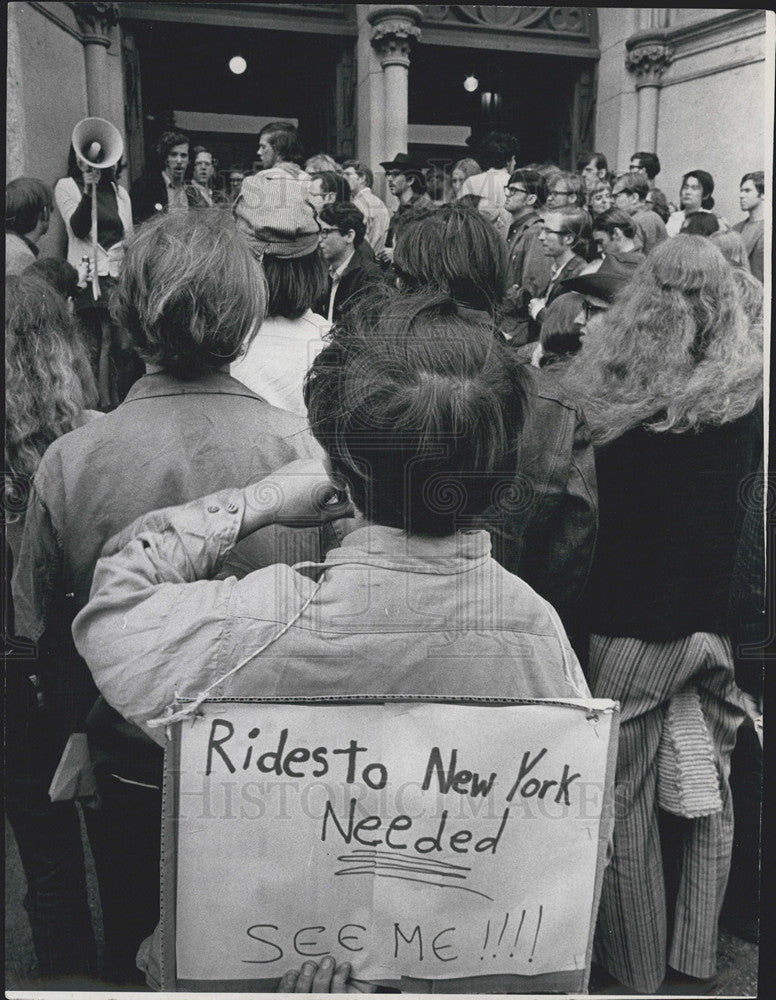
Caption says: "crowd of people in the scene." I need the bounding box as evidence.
[4,120,766,995]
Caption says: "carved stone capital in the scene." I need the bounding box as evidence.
[368,6,422,66]
[625,29,674,86]
[68,2,119,47]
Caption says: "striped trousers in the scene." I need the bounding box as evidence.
[588,632,745,994]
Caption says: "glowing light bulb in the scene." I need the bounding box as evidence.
[463,74,479,92]
[229,56,247,75]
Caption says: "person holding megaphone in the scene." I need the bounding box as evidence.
[55,119,142,410]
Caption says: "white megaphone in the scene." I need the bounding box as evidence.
[71,117,124,170]
[70,118,125,301]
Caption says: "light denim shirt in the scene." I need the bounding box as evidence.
[73,492,590,747]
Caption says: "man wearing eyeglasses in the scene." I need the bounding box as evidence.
[502,169,553,343]
[611,172,668,256]
[545,171,585,210]
[528,206,589,328]
[317,202,383,324]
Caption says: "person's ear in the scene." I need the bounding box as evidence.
[526,192,537,206]
[345,229,356,245]
[612,226,623,242]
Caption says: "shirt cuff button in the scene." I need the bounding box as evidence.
[226,502,239,514]
[207,505,220,513]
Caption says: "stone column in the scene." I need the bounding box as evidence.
[68,2,120,118]
[368,6,422,161]
[625,28,674,152]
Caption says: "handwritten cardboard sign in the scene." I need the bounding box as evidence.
[161,697,618,991]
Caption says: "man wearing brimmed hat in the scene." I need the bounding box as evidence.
[231,170,331,415]
[561,256,632,332]
[377,153,434,263]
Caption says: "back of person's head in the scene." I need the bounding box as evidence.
[393,202,507,314]
[6,177,54,235]
[576,151,608,173]
[539,291,584,362]
[617,171,649,202]
[319,202,366,248]
[259,122,304,165]
[710,230,751,271]
[740,171,764,196]
[305,153,341,174]
[342,160,374,188]
[592,207,636,240]
[632,151,660,179]
[425,167,448,201]
[476,132,520,171]
[680,211,720,237]
[5,272,88,479]
[112,210,266,376]
[561,236,762,443]
[26,257,80,300]
[646,187,670,222]
[682,169,715,209]
[311,170,351,203]
[508,169,546,204]
[549,206,593,257]
[304,287,528,535]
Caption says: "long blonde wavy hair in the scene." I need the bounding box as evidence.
[5,272,88,481]
[560,236,763,446]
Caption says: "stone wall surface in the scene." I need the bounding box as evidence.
[595,7,768,225]
[595,8,639,173]
[10,3,89,257]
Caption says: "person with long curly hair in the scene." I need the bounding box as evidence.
[561,236,763,993]
[5,270,101,984]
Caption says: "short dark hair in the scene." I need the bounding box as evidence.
[592,208,636,240]
[26,257,80,299]
[476,131,520,171]
[342,160,374,188]
[263,251,329,320]
[393,202,507,314]
[6,177,53,234]
[631,151,661,180]
[680,211,720,237]
[741,171,764,196]
[319,202,366,248]
[311,170,351,203]
[508,169,546,204]
[576,151,608,173]
[111,210,266,377]
[681,169,715,210]
[259,121,304,165]
[615,171,650,202]
[304,287,529,535]
[157,131,190,160]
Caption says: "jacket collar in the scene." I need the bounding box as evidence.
[122,369,268,403]
[325,524,492,574]
[508,208,541,240]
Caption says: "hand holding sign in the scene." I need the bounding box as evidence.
[277,957,376,993]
